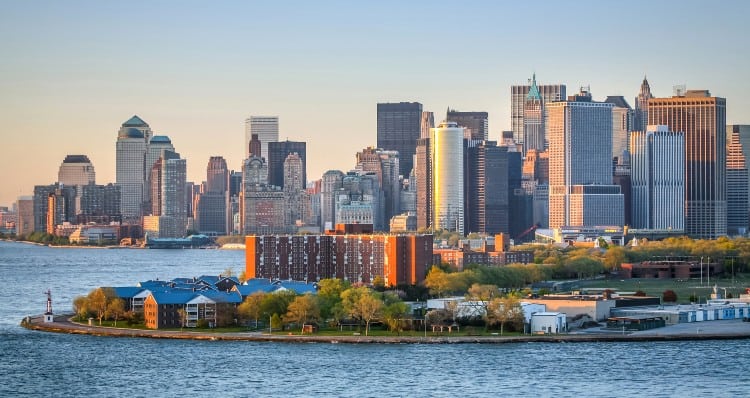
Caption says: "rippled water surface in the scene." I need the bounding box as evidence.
[1,241,748,397]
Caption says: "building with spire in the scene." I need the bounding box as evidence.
[523,74,545,155]
[511,75,566,149]
[633,77,653,133]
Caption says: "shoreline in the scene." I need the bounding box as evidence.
[21,314,750,344]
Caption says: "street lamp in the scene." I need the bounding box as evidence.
[700,256,703,286]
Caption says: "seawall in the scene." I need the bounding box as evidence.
[20,314,750,344]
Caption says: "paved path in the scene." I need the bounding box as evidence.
[20,314,750,344]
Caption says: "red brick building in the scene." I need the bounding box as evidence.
[245,225,432,286]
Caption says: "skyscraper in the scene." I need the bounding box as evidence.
[523,74,544,155]
[414,138,432,230]
[420,111,434,139]
[194,156,229,235]
[355,147,400,228]
[116,116,150,222]
[320,170,345,230]
[648,89,727,238]
[57,155,95,186]
[630,126,685,230]
[267,140,306,189]
[726,128,748,235]
[604,96,634,163]
[511,77,566,148]
[633,76,653,133]
[145,150,187,238]
[466,141,508,234]
[377,102,423,177]
[446,109,488,141]
[431,121,464,234]
[245,116,278,160]
[144,135,175,213]
[547,90,624,229]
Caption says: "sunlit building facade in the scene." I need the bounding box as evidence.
[648,90,727,238]
[431,121,464,235]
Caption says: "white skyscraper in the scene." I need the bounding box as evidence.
[116,116,151,222]
[245,116,279,160]
[630,125,685,231]
[430,121,464,235]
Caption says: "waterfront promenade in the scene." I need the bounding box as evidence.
[21,314,750,344]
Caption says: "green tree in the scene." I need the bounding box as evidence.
[467,283,499,303]
[283,293,320,332]
[382,301,409,334]
[317,278,350,321]
[425,267,451,297]
[341,287,384,336]
[486,295,524,335]
[72,295,89,321]
[603,246,626,271]
[105,298,126,327]
[260,290,296,320]
[87,288,108,325]
[237,291,266,328]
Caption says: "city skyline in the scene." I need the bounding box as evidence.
[2,1,750,207]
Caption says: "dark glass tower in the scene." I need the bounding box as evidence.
[377,102,423,177]
[267,140,306,189]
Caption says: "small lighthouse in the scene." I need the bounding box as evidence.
[43,289,54,323]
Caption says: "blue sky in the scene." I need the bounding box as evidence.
[1,1,749,206]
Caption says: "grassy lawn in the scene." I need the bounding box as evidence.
[576,274,750,303]
[71,319,150,329]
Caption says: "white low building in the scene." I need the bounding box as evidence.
[531,312,567,334]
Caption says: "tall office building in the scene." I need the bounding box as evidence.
[547,91,624,229]
[648,89,727,238]
[267,140,306,189]
[57,155,95,186]
[283,153,304,191]
[206,156,229,194]
[726,128,749,235]
[728,125,750,208]
[335,172,383,229]
[320,170,345,230]
[511,76,566,148]
[144,135,175,213]
[32,184,76,233]
[604,96,634,163]
[431,122,464,234]
[446,109,488,141]
[355,148,400,228]
[420,111,434,139]
[145,150,187,238]
[633,77,653,133]
[377,102,423,177]
[194,156,229,235]
[630,126,685,230]
[15,196,33,237]
[76,183,122,224]
[414,138,432,230]
[523,74,545,155]
[466,141,508,234]
[116,116,151,222]
[245,116,278,160]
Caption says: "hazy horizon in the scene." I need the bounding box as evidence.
[2,1,749,206]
